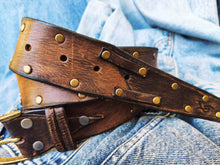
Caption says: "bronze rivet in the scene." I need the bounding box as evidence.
[35,96,43,105]
[33,141,44,151]
[70,79,79,87]
[202,95,209,102]
[20,118,33,129]
[101,50,110,59]
[115,88,123,96]
[23,65,32,74]
[78,93,86,99]
[153,96,161,105]
[216,112,220,119]
[138,67,147,77]
[55,34,65,43]
[171,83,179,90]
[185,105,192,112]
[132,51,139,58]
[20,23,25,32]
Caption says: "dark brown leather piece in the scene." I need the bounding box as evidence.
[3,114,53,157]
[45,107,67,152]
[3,100,144,157]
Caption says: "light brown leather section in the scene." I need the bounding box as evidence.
[10,18,128,96]
[16,46,157,110]
[17,75,96,110]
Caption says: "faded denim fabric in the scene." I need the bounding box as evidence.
[0,0,220,164]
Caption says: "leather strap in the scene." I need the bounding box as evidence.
[2,17,220,160]
[45,107,75,151]
[15,45,157,109]
[9,18,220,121]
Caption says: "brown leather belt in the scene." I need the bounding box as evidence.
[0,17,219,163]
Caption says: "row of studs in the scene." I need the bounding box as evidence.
[113,70,220,118]
[21,23,86,103]
[21,24,90,130]
[23,54,220,118]
[21,24,220,119]
[20,24,45,151]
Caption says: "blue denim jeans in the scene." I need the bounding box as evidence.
[0,0,220,164]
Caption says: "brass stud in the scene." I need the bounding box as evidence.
[185,105,192,112]
[23,65,32,74]
[55,34,65,43]
[70,79,79,87]
[202,95,209,102]
[78,93,86,99]
[138,67,147,77]
[153,96,161,105]
[132,51,139,58]
[101,50,110,59]
[20,23,25,32]
[216,112,220,119]
[171,83,179,90]
[35,96,43,105]
[115,88,123,96]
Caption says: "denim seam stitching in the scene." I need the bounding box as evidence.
[101,115,168,165]
[154,33,178,77]
[189,124,220,150]
[113,116,171,165]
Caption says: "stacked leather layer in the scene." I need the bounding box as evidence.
[2,18,220,159]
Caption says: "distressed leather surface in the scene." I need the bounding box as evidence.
[10,18,220,121]
[3,18,220,158]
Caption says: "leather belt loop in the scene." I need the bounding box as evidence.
[112,86,161,106]
[45,107,75,152]
[99,47,149,77]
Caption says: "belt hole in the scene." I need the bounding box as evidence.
[25,44,31,51]
[94,66,100,71]
[60,55,67,62]
[124,75,130,80]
